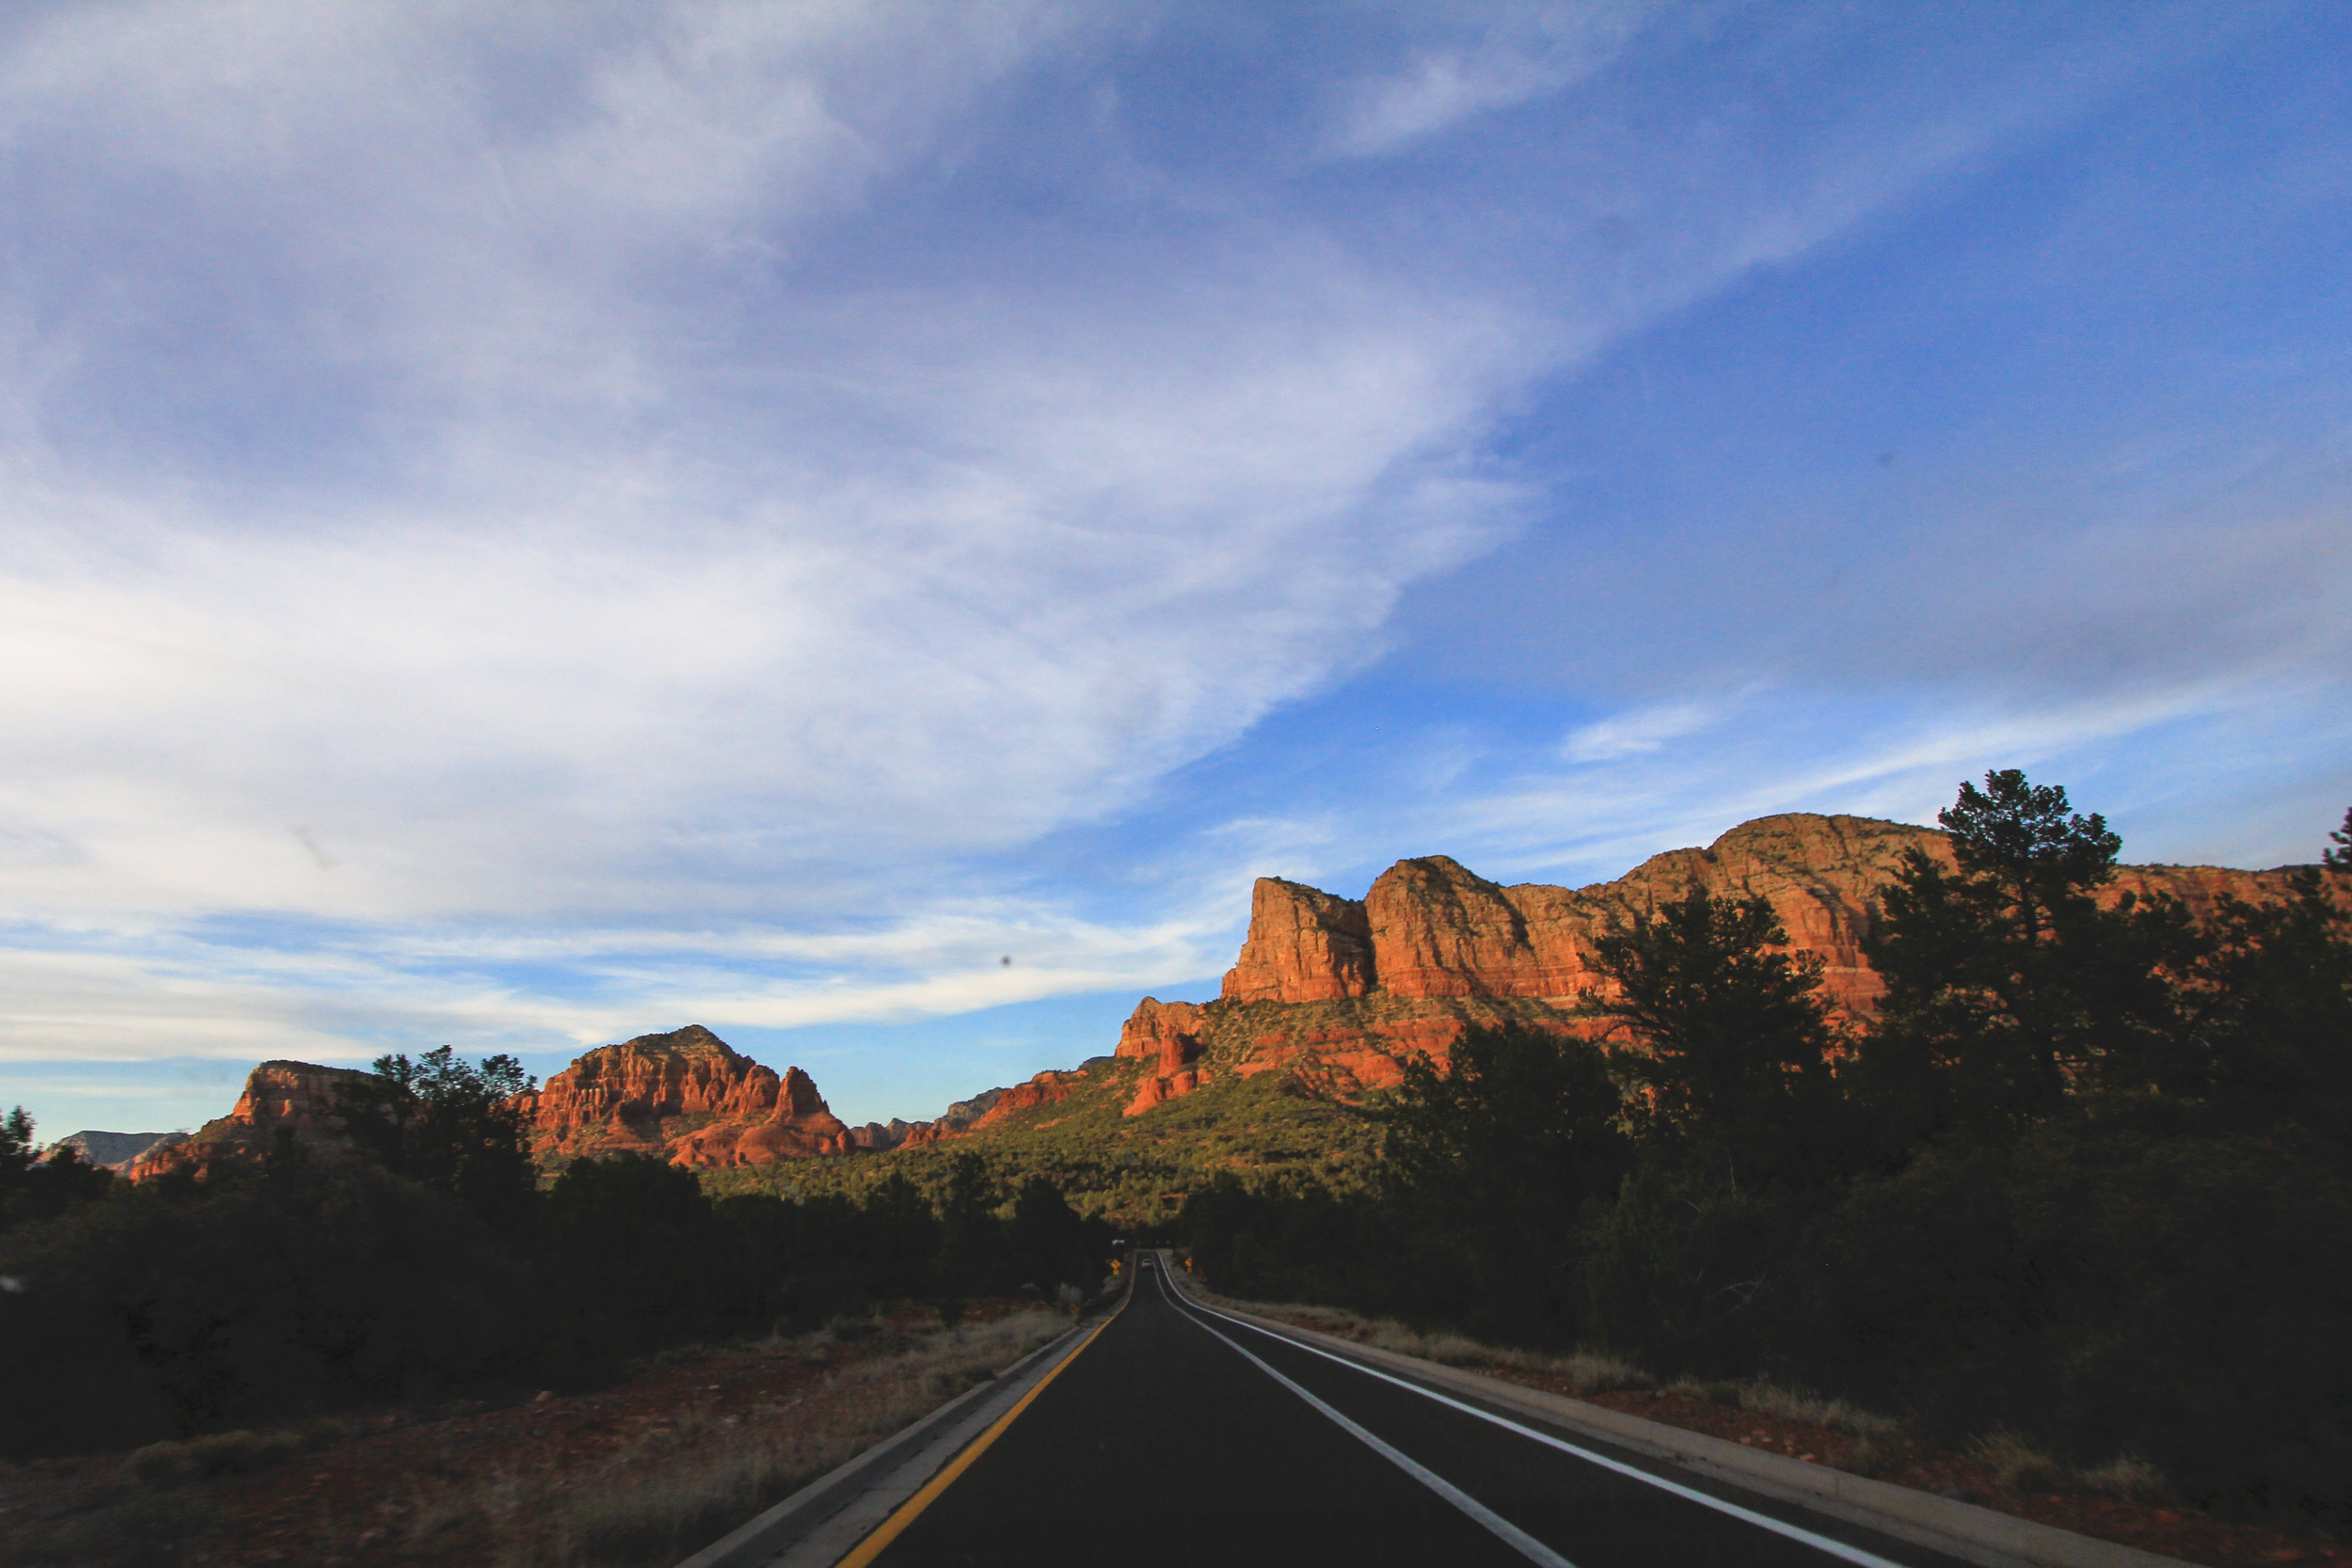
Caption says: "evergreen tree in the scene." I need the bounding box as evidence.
[935,1152,1005,1294]
[2169,817,2352,1137]
[1577,891,1848,1187]
[1379,1023,1628,1341]
[1379,1024,1625,1218]
[1004,1177,1097,1294]
[1863,770,2178,1133]
[338,1046,538,1231]
[0,1108,116,1232]
[858,1171,946,1298]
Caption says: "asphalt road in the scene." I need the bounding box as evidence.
[845,1259,1981,1568]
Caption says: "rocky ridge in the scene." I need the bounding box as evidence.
[44,1131,175,1172]
[1134,812,2308,1117]
[119,813,2321,1183]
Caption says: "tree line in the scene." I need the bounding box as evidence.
[1183,773,2352,1534]
[0,1063,1108,1461]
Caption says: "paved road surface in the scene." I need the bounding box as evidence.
[843,1258,1979,1568]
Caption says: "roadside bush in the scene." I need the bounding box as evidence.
[1583,1167,1804,1377]
[0,1150,532,1447]
[1795,1112,2352,1527]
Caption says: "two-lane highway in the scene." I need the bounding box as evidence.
[828,1258,1979,1568]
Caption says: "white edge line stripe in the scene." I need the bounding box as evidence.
[1166,1275,1577,1568]
[1166,1269,1908,1568]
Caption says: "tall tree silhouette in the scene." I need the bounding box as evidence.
[1578,892,1847,1187]
[1865,770,2174,1132]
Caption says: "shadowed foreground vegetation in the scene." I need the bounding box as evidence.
[0,1087,1110,1464]
[1182,776,2352,1540]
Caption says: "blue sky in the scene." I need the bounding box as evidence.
[3,1,2347,1139]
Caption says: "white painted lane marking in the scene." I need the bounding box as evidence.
[1160,1269,1911,1568]
[1170,1284,1579,1568]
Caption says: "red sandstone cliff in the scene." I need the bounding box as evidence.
[1118,998,1210,1116]
[1223,815,2296,1014]
[1221,881,1375,1002]
[1116,812,2315,1118]
[511,1024,852,1167]
[121,1030,870,1180]
[121,816,2323,1169]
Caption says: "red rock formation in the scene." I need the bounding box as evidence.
[510,1024,850,1167]
[46,1130,174,1173]
[668,1067,856,1167]
[1220,815,2313,1020]
[1115,997,1218,1116]
[968,1069,1085,1132]
[1124,1067,1209,1117]
[1119,997,1207,1069]
[1220,879,1374,1002]
[125,1060,387,1180]
[1365,855,1577,1000]
[1153,814,2329,1114]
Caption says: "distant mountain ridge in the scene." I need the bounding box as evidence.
[45,1130,176,1171]
[118,813,2322,1187]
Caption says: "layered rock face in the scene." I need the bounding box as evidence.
[668,1067,859,1168]
[1220,881,1375,1002]
[1102,813,2319,1119]
[1218,815,2299,1016]
[126,1061,387,1180]
[1119,998,1210,1117]
[970,1070,1086,1130]
[513,1024,852,1167]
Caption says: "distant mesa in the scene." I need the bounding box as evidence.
[1223,812,2296,1012]
[113,812,2322,1181]
[46,1130,176,1172]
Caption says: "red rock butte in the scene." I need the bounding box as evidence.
[512,1024,855,1167]
[124,1060,385,1181]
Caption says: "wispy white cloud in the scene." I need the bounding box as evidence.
[1320,1,1668,159]
[1560,701,1719,764]
[1,2,2333,1130]
[0,5,1550,931]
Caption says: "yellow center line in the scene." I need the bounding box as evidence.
[834,1307,1123,1568]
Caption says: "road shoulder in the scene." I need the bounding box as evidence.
[676,1314,1100,1568]
[1162,1268,2194,1568]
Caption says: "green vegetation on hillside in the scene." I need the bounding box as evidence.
[704,1053,1383,1226]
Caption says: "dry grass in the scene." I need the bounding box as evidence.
[1969,1429,2068,1491]
[1665,1377,1906,1438]
[2075,1454,2167,1501]
[0,1469,217,1568]
[1175,1278,1651,1396]
[380,1310,1069,1568]
[1963,1433,2168,1500]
